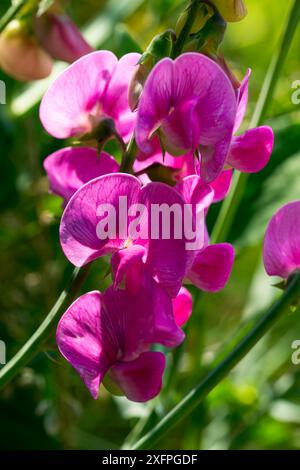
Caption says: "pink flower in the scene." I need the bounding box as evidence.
[44,147,119,205]
[60,173,198,297]
[227,70,274,173]
[135,52,237,183]
[176,176,235,292]
[172,287,193,327]
[35,13,93,63]
[134,140,233,203]
[40,51,141,141]
[263,201,300,279]
[57,272,185,402]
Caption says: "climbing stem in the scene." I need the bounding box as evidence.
[130,272,300,450]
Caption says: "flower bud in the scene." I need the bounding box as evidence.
[175,1,214,37]
[128,29,176,111]
[210,0,247,22]
[34,13,93,63]
[0,20,53,81]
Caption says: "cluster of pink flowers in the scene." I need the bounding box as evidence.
[40,47,274,402]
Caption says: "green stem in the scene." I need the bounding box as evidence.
[130,272,300,450]
[211,0,300,244]
[0,0,28,33]
[172,0,199,58]
[119,137,137,173]
[0,265,90,390]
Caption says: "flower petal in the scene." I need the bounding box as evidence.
[263,201,300,278]
[109,351,166,402]
[210,169,233,203]
[60,174,141,266]
[140,181,195,297]
[103,276,185,356]
[40,51,118,138]
[175,175,214,211]
[234,68,251,133]
[103,53,141,118]
[111,244,147,292]
[172,287,193,327]
[135,58,174,155]
[187,243,235,292]
[56,291,111,399]
[227,126,274,173]
[44,147,119,204]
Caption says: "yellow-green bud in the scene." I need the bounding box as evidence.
[175,2,214,37]
[211,0,247,22]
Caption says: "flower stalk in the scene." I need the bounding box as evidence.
[0,0,29,33]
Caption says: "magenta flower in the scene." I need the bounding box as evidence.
[40,51,141,141]
[44,147,119,205]
[60,173,197,297]
[175,176,235,292]
[172,287,193,327]
[57,271,185,402]
[135,52,237,183]
[134,142,233,203]
[263,202,300,279]
[35,13,93,63]
[227,70,274,173]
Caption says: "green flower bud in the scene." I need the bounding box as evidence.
[175,1,214,37]
[0,20,53,81]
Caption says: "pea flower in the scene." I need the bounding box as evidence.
[172,287,193,327]
[227,70,274,174]
[34,12,93,63]
[40,50,141,141]
[175,176,235,292]
[57,271,185,402]
[263,201,300,279]
[44,147,119,205]
[134,140,233,203]
[135,52,237,183]
[60,173,200,297]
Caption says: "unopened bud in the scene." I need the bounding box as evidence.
[175,1,214,37]
[210,0,247,22]
[35,13,93,63]
[183,8,226,55]
[0,20,53,81]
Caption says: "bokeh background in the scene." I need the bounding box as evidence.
[1,0,300,450]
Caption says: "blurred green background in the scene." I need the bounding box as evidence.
[1,0,300,450]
